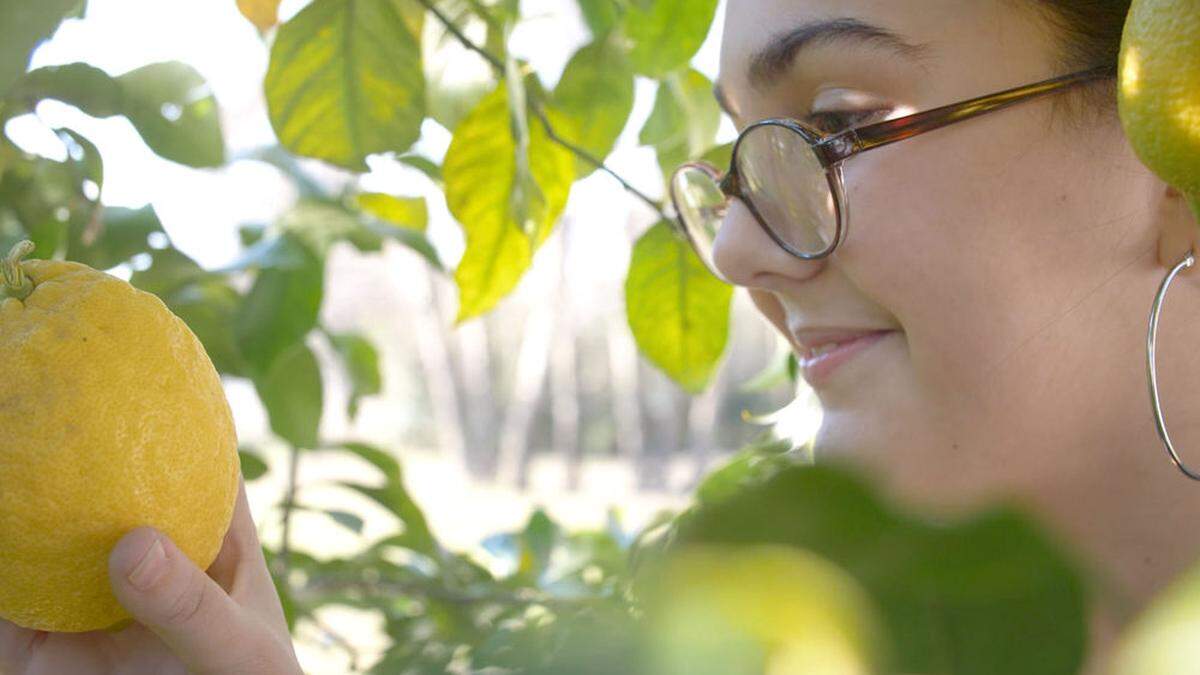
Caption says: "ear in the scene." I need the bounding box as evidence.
[1155,183,1200,275]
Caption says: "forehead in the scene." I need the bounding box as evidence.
[716,0,1035,107]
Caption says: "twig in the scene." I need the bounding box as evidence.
[413,0,669,221]
[278,444,302,573]
[309,615,362,671]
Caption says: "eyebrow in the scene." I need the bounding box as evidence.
[713,17,935,117]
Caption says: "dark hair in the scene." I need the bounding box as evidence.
[1017,0,1130,131]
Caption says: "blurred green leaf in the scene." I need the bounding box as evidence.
[737,343,797,394]
[238,448,270,480]
[117,62,225,167]
[66,204,162,270]
[353,192,427,231]
[397,153,443,184]
[0,0,79,97]
[625,220,732,393]
[265,0,425,171]
[278,199,383,254]
[0,152,87,259]
[234,234,324,375]
[254,341,323,449]
[575,0,619,39]
[620,0,718,78]
[169,279,248,376]
[665,463,1089,675]
[328,331,382,418]
[444,83,575,322]
[639,69,721,183]
[553,39,634,177]
[335,442,438,554]
[10,61,226,167]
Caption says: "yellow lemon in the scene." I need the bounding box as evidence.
[1118,0,1200,222]
[1109,559,1200,674]
[640,544,889,675]
[0,241,239,632]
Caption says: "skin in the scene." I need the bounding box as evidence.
[712,0,1200,670]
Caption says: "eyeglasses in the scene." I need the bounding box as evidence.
[668,65,1117,282]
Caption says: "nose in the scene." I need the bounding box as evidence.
[710,199,827,287]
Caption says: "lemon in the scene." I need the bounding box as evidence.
[1109,559,1200,674]
[0,242,240,633]
[1117,0,1200,223]
[639,544,889,675]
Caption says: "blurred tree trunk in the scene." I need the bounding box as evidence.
[552,228,582,491]
[494,295,556,488]
[404,260,466,467]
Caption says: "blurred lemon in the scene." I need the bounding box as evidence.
[1109,560,1200,674]
[0,242,239,632]
[640,544,889,675]
[1118,0,1200,222]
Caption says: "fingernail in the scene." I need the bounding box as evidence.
[127,538,167,591]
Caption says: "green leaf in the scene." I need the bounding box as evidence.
[328,331,382,418]
[397,153,443,184]
[0,0,79,97]
[443,83,575,322]
[265,0,426,171]
[254,342,323,449]
[575,0,619,39]
[117,62,225,167]
[0,153,86,259]
[238,448,270,480]
[168,279,248,376]
[553,40,634,177]
[6,63,123,118]
[10,62,226,167]
[625,220,732,393]
[324,509,365,534]
[666,463,1089,675]
[333,441,437,553]
[276,199,383,254]
[620,0,718,78]
[639,69,721,182]
[353,192,427,231]
[234,234,324,376]
[66,205,163,270]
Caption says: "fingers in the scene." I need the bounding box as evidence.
[108,527,293,674]
[211,479,292,634]
[0,618,38,673]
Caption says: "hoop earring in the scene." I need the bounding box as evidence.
[1146,248,1200,481]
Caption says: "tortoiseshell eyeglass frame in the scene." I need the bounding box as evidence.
[668,64,1118,265]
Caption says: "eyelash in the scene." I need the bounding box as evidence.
[803,109,890,134]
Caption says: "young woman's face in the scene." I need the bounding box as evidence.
[712,0,1173,512]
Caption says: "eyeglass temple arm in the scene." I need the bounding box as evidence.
[812,65,1117,167]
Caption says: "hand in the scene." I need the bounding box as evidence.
[0,478,303,675]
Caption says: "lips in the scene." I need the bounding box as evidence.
[790,328,895,360]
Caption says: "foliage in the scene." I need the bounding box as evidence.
[6,1,1199,673]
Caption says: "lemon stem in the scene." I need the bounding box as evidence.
[2,240,35,301]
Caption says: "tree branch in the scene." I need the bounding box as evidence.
[414,0,669,221]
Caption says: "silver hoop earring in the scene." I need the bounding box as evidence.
[1146,248,1200,481]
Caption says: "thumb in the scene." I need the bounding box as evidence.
[108,527,253,671]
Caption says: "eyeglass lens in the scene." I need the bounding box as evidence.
[670,122,839,275]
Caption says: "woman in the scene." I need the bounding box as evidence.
[1,0,1196,673]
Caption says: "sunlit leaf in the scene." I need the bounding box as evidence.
[354,192,427,231]
[255,341,323,449]
[443,83,575,322]
[265,0,426,171]
[575,0,619,39]
[553,39,634,177]
[625,220,732,393]
[620,0,718,78]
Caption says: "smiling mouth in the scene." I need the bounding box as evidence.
[796,330,895,387]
